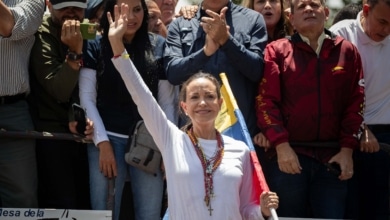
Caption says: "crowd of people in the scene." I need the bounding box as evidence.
[0,0,389,219]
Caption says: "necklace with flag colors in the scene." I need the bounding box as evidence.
[187,126,224,216]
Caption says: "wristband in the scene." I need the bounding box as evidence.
[113,50,130,59]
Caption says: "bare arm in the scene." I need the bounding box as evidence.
[0,1,15,37]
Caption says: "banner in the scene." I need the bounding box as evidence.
[0,208,111,220]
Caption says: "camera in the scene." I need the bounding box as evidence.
[80,23,97,40]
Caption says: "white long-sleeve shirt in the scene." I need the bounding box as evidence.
[330,12,390,124]
[111,55,266,220]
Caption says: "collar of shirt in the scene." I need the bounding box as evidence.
[299,31,329,55]
[356,11,390,46]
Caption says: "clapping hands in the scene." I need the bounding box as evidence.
[201,7,230,56]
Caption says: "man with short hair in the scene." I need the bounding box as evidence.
[330,0,390,218]
[0,0,45,208]
[154,0,178,25]
[256,0,364,218]
[147,0,168,37]
[164,0,267,137]
[28,0,91,209]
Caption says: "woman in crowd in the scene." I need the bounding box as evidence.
[240,0,292,146]
[242,0,293,42]
[79,0,176,219]
[106,3,279,219]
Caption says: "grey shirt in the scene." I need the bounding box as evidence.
[0,0,45,96]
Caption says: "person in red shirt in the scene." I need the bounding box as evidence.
[255,0,364,218]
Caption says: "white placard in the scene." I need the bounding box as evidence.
[0,208,111,220]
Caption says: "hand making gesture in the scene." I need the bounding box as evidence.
[107,3,129,55]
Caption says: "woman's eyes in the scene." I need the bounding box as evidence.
[189,94,216,100]
[207,94,216,99]
[134,7,142,12]
[118,6,142,13]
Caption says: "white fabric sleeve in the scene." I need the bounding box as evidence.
[158,80,178,125]
[79,67,109,146]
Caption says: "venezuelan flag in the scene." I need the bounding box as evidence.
[216,73,278,219]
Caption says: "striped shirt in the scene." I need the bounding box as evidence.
[0,0,45,96]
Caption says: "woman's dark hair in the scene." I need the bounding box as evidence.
[97,0,159,97]
[272,0,291,41]
[99,0,151,61]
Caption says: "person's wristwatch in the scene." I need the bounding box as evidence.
[67,51,83,61]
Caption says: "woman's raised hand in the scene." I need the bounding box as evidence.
[108,3,128,55]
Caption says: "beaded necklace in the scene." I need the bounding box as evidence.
[187,126,224,216]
